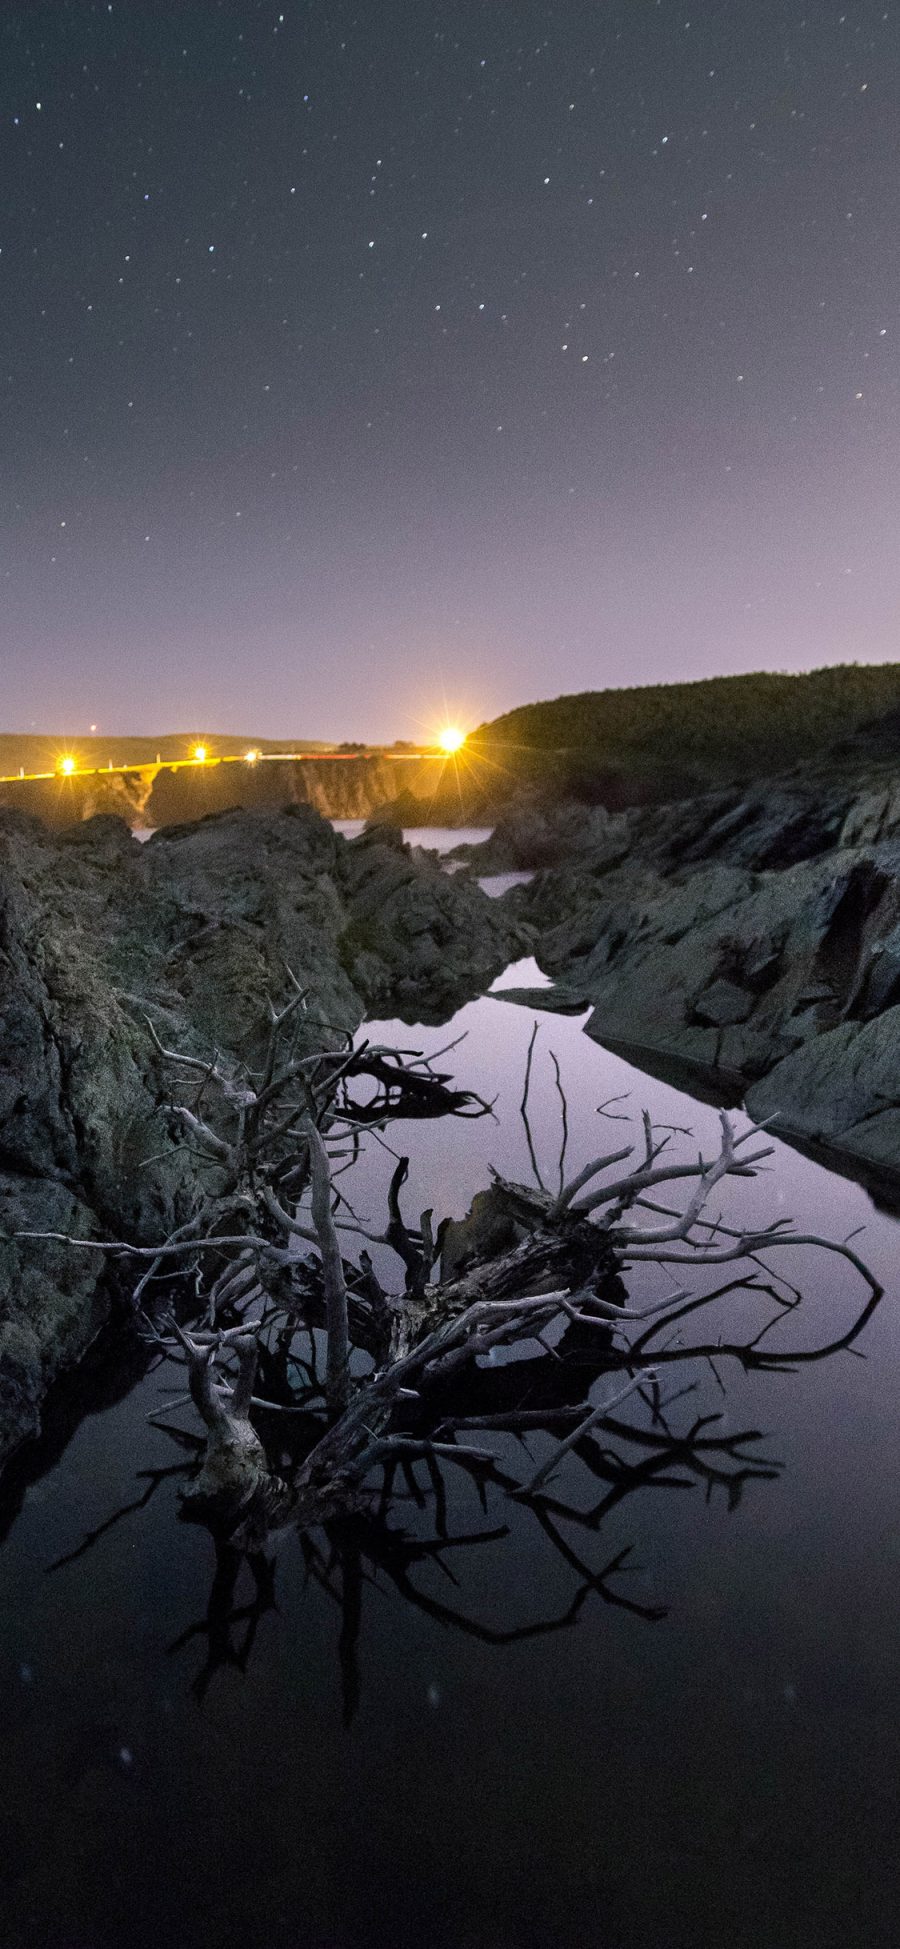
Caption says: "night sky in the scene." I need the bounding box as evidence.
[2,1,899,740]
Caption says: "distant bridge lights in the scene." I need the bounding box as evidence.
[0,743,448,787]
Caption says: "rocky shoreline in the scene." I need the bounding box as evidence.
[5,750,900,1475]
[0,804,521,1468]
[459,765,900,1189]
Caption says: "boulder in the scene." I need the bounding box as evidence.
[335,823,523,1020]
[691,978,756,1028]
[458,797,632,873]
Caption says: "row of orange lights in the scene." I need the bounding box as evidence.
[56,744,262,776]
[54,731,465,777]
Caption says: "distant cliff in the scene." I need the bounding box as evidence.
[10,662,900,837]
[146,754,441,824]
[0,754,442,831]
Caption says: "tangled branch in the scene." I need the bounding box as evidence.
[15,983,883,1584]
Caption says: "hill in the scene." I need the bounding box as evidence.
[471,664,900,798]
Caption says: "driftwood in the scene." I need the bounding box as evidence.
[18,977,884,1653]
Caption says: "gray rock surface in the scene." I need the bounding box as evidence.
[452,798,632,873]
[513,775,900,1179]
[745,1008,900,1172]
[465,778,854,877]
[336,823,520,1019]
[0,804,521,1467]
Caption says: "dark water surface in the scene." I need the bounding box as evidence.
[1,960,899,1949]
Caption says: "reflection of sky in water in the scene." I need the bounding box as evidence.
[358,953,897,1298]
[331,821,493,855]
[0,957,898,1947]
[477,870,534,897]
[358,962,900,1527]
[331,821,532,897]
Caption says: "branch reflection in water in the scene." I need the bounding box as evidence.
[41,973,881,1718]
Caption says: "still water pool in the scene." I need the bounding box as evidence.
[1,960,899,1949]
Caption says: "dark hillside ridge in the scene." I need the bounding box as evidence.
[474,663,900,789]
[364,665,900,829]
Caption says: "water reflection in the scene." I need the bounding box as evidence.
[2,961,899,1949]
[32,958,885,1724]
[330,820,493,855]
[50,1337,782,1720]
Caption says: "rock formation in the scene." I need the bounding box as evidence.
[0,753,444,832]
[0,804,521,1466]
[469,770,900,1186]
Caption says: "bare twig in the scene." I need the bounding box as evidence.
[306,1118,350,1409]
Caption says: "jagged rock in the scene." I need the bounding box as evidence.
[453,798,632,873]
[460,778,855,883]
[691,978,755,1028]
[0,1176,109,1467]
[839,784,900,850]
[0,803,521,1467]
[488,984,590,1015]
[510,774,900,1172]
[335,823,523,1020]
[746,1007,900,1172]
